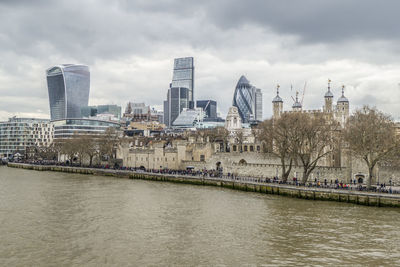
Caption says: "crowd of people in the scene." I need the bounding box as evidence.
[14,159,400,194]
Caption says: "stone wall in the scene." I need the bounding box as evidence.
[118,141,400,185]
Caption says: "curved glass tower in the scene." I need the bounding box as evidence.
[232,75,262,123]
[46,64,90,120]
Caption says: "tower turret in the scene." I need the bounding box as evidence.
[272,84,283,118]
[324,79,334,113]
[292,91,302,111]
[336,85,350,126]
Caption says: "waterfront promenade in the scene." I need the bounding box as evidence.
[7,162,400,208]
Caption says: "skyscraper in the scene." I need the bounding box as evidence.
[232,75,263,123]
[171,57,194,107]
[163,87,190,128]
[46,64,90,120]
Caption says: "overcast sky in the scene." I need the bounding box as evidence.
[1,0,400,121]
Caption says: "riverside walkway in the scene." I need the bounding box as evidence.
[7,162,400,208]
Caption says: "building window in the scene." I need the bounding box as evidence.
[250,146,254,152]
[200,155,205,161]
[257,146,260,152]
[233,145,237,152]
[244,145,248,152]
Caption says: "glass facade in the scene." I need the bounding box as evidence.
[163,87,190,128]
[47,64,90,120]
[0,118,53,158]
[196,100,217,120]
[52,119,120,139]
[81,105,121,119]
[233,75,263,123]
[255,89,263,121]
[171,57,194,104]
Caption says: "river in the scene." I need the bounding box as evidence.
[1,166,399,266]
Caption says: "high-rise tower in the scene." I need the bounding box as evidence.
[46,64,90,120]
[232,75,263,123]
[171,57,194,107]
[163,87,190,127]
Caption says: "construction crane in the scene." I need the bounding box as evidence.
[290,84,295,102]
[290,82,307,105]
[301,81,307,105]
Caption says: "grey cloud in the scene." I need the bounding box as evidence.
[1,0,400,121]
[204,0,400,44]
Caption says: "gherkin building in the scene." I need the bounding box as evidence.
[232,75,262,123]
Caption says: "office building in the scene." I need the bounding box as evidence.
[81,105,121,119]
[0,117,53,158]
[171,57,194,107]
[52,118,120,140]
[163,87,190,128]
[46,64,90,120]
[123,102,162,123]
[196,100,217,120]
[232,75,263,123]
[172,108,205,129]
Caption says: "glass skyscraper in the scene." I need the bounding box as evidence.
[163,87,190,128]
[164,57,194,128]
[232,75,263,123]
[171,57,194,106]
[46,64,90,120]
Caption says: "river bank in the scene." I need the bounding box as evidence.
[7,162,400,208]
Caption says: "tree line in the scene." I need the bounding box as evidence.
[29,128,120,167]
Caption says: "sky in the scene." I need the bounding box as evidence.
[1,0,400,121]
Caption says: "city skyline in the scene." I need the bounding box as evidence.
[1,1,400,121]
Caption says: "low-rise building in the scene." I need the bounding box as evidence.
[52,118,121,140]
[0,117,53,158]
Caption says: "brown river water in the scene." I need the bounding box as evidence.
[1,166,400,266]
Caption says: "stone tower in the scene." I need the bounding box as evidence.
[225,106,242,131]
[272,85,283,119]
[336,85,349,126]
[324,79,334,113]
[292,91,302,112]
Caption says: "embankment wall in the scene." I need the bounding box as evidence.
[7,163,400,208]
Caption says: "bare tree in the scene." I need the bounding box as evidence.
[292,112,338,184]
[344,106,398,189]
[99,127,120,164]
[74,136,88,166]
[235,130,244,152]
[258,113,300,182]
[83,135,99,167]
[201,127,230,152]
[60,138,79,165]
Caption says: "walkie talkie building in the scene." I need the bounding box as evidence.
[46,64,90,120]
